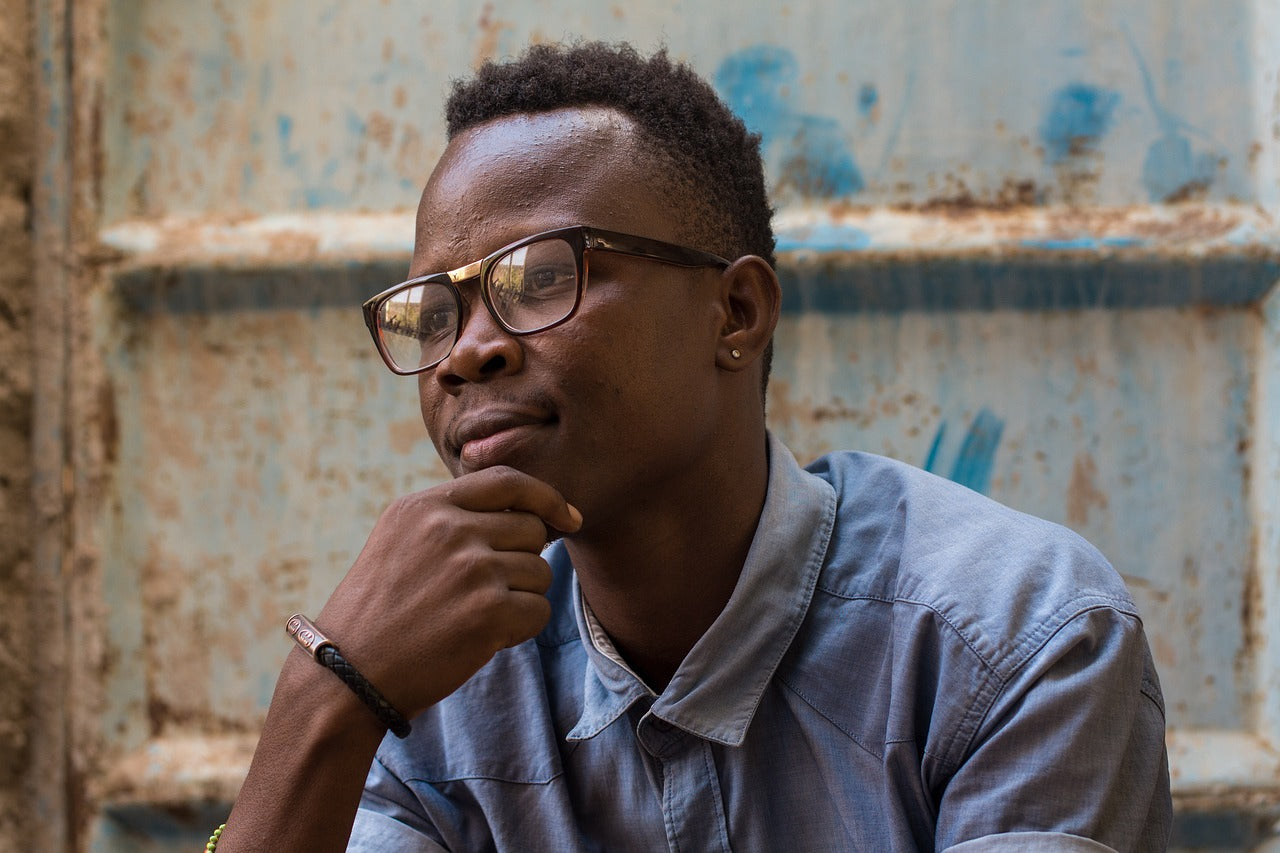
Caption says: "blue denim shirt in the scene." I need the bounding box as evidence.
[349,435,1171,851]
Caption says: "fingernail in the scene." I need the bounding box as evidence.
[567,503,583,528]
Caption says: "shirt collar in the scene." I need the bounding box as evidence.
[566,433,837,745]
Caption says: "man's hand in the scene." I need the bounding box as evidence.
[313,465,582,718]
[220,467,579,852]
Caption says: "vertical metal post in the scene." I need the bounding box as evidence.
[30,0,73,848]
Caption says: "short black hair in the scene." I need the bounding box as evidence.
[445,42,776,397]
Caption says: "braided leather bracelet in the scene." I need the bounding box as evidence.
[285,613,412,738]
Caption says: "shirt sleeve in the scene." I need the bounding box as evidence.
[347,754,449,852]
[934,605,1172,853]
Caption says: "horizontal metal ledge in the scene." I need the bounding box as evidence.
[101,203,1280,314]
[1167,730,1280,806]
[98,734,258,808]
[100,211,417,269]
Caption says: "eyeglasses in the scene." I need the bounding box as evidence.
[362,226,731,375]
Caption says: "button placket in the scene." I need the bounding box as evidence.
[635,713,732,853]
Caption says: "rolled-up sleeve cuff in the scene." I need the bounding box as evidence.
[943,832,1118,852]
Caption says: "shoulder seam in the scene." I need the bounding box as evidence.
[952,603,1146,771]
[811,593,1143,774]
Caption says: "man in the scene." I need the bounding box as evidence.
[221,43,1170,851]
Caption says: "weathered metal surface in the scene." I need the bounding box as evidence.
[100,0,1280,221]
[773,305,1257,731]
[34,0,1280,850]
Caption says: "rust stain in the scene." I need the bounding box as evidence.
[472,3,513,70]
[1073,353,1099,377]
[1066,452,1108,527]
[365,111,394,150]
[894,174,1042,213]
[97,378,118,466]
[1234,546,1261,685]
[1153,631,1177,669]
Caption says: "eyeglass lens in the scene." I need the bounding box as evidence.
[375,237,580,372]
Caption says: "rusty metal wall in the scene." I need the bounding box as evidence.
[24,0,1280,849]
[0,0,34,849]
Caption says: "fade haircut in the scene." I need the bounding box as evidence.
[445,42,776,398]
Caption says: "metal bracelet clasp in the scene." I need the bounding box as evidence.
[285,613,332,659]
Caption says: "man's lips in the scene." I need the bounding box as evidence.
[449,408,553,467]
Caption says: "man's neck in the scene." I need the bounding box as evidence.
[565,430,770,692]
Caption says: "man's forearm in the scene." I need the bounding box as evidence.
[218,648,389,852]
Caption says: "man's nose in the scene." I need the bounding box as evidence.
[433,297,524,390]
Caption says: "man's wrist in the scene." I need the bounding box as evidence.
[275,646,390,747]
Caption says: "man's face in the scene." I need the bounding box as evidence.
[411,107,729,529]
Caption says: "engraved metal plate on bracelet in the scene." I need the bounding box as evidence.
[285,613,333,659]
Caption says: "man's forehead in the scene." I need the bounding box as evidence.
[420,107,640,214]
[412,107,666,270]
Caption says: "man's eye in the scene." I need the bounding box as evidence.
[420,310,452,332]
[523,266,576,294]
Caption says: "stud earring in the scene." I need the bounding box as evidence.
[731,348,742,359]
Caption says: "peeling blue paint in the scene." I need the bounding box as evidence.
[715,45,863,198]
[277,114,301,170]
[857,84,879,116]
[1125,29,1225,202]
[1039,84,1120,164]
[923,408,1004,495]
[923,422,946,474]
[303,185,347,209]
[345,110,367,138]
[1019,236,1145,250]
[1142,132,1219,202]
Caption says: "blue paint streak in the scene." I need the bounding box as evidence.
[277,114,303,170]
[1124,27,1223,202]
[776,223,871,252]
[1019,236,1145,250]
[951,408,1005,495]
[1039,84,1120,164]
[921,408,1004,495]
[923,423,946,473]
[715,45,863,198]
[857,84,879,116]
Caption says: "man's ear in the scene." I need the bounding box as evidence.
[714,255,781,371]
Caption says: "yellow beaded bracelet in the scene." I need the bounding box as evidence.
[205,823,225,851]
